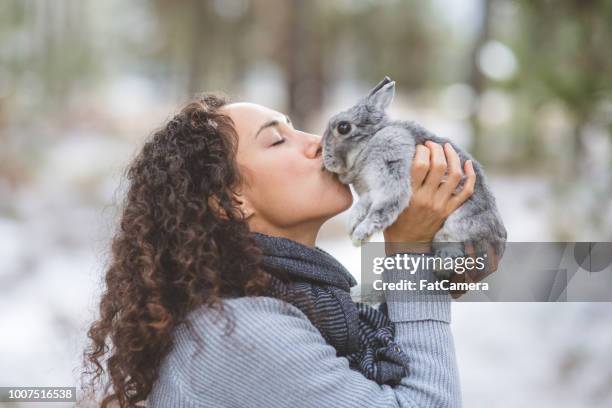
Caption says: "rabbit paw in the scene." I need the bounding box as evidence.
[351,222,376,247]
[348,211,367,236]
[348,213,360,235]
[348,196,372,235]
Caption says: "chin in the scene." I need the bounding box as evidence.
[315,171,353,217]
[313,191,351,221]
[331,184,353,215]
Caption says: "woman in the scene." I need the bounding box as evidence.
[82,92,496,407]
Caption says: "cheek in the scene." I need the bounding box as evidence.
[255,157,306,193]
[248,156,352,225]
[256,159,314,206]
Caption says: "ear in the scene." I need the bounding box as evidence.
[368,77,395,110]
[235,193,255,220]
[208,192,254,220]
[368,76,393,97]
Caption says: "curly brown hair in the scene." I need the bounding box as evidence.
[80,93,272,407]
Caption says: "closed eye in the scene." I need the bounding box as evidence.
[271,138,285,146]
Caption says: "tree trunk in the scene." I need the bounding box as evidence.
[467,0,494,162]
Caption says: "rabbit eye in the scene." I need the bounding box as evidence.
[337,121,351,135]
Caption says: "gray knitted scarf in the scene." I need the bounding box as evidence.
[250,232,410,385]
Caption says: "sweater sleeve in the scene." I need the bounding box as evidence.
[169,266,461,408]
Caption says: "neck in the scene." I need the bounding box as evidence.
[249,219,322,247]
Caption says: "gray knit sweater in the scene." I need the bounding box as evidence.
[148,266,462,407]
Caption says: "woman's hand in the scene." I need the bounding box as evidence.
[382,140,501,298]
[448,241,500,298]
[383,141,476,254]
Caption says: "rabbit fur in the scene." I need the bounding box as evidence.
[321,76,507,277]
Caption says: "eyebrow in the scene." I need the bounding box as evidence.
[254,115,292,139]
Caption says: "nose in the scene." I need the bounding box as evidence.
[301,131,323,159]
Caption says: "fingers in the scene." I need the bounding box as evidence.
[449,272,468,298]
[410,144,431,190]
[466,242,498,283]
[464,242,481,283]
[437,143,463,199]
[480,243,499,278]
[450,242,499,298]
[465,241,476,259]
[488,245,499,272]
[421,141,447,192]
[447,160,475,211]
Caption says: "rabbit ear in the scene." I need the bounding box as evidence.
[368,76,393,97]
[368,78,395,110]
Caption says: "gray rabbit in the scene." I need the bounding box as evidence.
[322,76,506,277]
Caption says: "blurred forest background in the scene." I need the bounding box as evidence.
[0,0,611,407]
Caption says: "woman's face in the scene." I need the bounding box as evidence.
[220,102,353,242]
